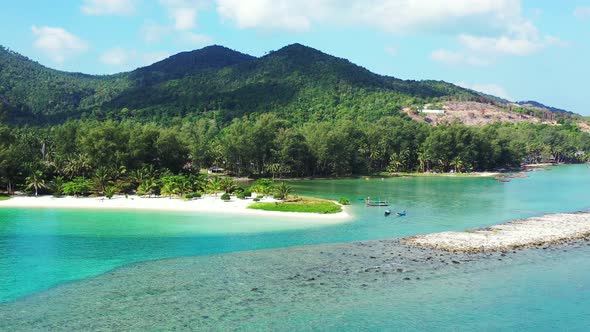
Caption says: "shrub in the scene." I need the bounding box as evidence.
[338,197,351,205]
[243,189,252,198]
[185,192,202,200]
[104,186,117,199]
[62,177,93,197]
[236,192,246,199]
[221,193,231,201]
[253,197,261,202]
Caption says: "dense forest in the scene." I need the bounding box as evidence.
[1,114,588,196]
[0,43,588,197]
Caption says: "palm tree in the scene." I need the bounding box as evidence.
[219,177,237,194]
[51,176,65,197]
[266,163,281,179]
[26,171,46,197]
[274,182,293,200]
[93,167,112,195]
[206,177,222,196]
[450,157,465,173]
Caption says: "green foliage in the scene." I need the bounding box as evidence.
[338,197,351,205]
[220,193,230,201]
[104,186,117,199]
[51,176,65,197]
[236,192,246,199]
[253,197,261,202]
[248,198,342,214]
[62,177,93,197]
[274,182,293,200]
[184,192,202,200]
[25,170,46,196]
[0,45,588,196]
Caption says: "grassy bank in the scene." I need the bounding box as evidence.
[248,197,342,214]
[375,172,500,178]
[0,195,10,201]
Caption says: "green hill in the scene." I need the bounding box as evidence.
[0,43,576,125]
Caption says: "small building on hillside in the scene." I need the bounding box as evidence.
[419,105,446,114]
[420,109,446,114]
[207,167,225,174]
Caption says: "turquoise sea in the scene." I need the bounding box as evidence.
[1,165,590,330]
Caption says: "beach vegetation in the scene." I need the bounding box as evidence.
[219,177,237,194]
[62,177,93,197]
[50,176,65,197]
[273,182,293,200]
[25,171,46,197]
[184,192,202,200]
[104,186,116,199]
[248,197,342,214]
[338,197,351,205]
[220,193,231,201]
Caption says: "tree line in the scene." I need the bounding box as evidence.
[1,114,589,195]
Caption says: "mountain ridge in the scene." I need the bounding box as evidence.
[0,43,577,124]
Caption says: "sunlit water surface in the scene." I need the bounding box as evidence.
[1,165,590,320]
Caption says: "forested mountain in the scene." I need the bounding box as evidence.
[0,43,588,195]
[0,43,493,124]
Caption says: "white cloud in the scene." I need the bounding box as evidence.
[100,48,130,65]
[141,21,170,43]
[385,46,397,56]
[81,0,137,16]
[431,49,490,66]
[455,19,561,56]
[160,0,208,31]
[99,48,171,70]
[31,26,89,64]
[457,82,512,100]
[216,0,522,33]
[182,32,213,46]
[574,6,590,19]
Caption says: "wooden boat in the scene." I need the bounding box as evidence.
[384,210,392,216]
[365,199,390,207]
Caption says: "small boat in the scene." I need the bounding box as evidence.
[365,198,390,206]
[384,210,391,216]
[397,211,407,217]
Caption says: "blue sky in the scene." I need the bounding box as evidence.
[1,0,589,114]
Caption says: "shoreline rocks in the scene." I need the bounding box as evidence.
[404,212,590,252]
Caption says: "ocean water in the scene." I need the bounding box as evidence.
[1,165,590,307]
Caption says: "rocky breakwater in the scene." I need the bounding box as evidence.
[405,212,590,252]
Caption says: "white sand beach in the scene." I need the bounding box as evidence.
[0,195,351,221]
[405,212,590,252]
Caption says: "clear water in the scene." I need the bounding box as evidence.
[1,165,590,306]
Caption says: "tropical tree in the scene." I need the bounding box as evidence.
[206,176,222,196]
[50,176,65,197]
[25,171,46,197]
[274,182,293,200]
[219,177,237,194]
[93,167,112,195]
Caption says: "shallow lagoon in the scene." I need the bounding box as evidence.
[1,165,590,308]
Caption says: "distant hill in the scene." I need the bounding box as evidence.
[0,43,578,124]
[515,101,572,115]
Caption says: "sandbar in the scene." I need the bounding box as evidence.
[0,195,351,221]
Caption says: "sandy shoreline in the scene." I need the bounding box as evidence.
[405,212,590,252]
[0,195,351,221]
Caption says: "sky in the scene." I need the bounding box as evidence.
[1,0,589,114]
